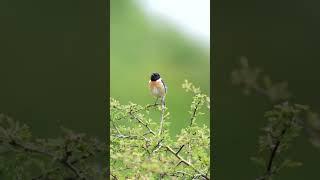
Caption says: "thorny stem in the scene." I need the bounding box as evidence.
[166,145,209,180]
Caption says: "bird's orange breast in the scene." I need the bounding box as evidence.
[149,80,165,97]
[149,81,162,88]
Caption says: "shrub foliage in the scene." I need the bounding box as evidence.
[110,80,211,179]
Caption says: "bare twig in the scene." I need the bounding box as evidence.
[152,139,164,154]
[176,144,185,155]
[165,145,209,180]
[128,110,156,136]
[257,117,294,180]
[190,101,201,126]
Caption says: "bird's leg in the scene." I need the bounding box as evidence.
[154,97,159,106]
[158,96,166,135]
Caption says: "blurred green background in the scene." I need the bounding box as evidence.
[214,0,320,179]
[0,0,107,138]
[110,0,210,137]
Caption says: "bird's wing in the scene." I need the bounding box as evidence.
[161,79,167,93]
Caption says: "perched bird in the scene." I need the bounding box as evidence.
[149,72,167,106]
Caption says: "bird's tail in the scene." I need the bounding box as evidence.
[161,96,165,109]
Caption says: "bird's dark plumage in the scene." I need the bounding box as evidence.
[161,79,167,93]
[150,72,160,81]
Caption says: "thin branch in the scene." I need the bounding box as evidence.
[8,140,53,158]
[59,142,84,179]
[258,117,294,180]
[175,161,184,168]
[111,120,121,135]
[260,128,288,180]
[128,111,156,135]
[112,134,139,140]
[190,101,201,126]
[152,139,164,154]
[111,173,119,180]
[113,103,161,121]
[172,170,194,177]
[165,145,209,180]
[176,144,185,155]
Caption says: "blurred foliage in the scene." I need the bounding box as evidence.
[232,58,320,179]
[110,81,210,179]
[110,0,210,137]
[0,114,106,180]
[231,57,291,102]
[253,103,308,180]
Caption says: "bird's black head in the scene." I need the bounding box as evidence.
[150,72,160,81]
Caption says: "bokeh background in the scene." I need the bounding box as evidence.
[110,0,210,137]
[214,0,320,179]
[0,1,107,138]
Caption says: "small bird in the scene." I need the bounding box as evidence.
[149,72,167,106]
